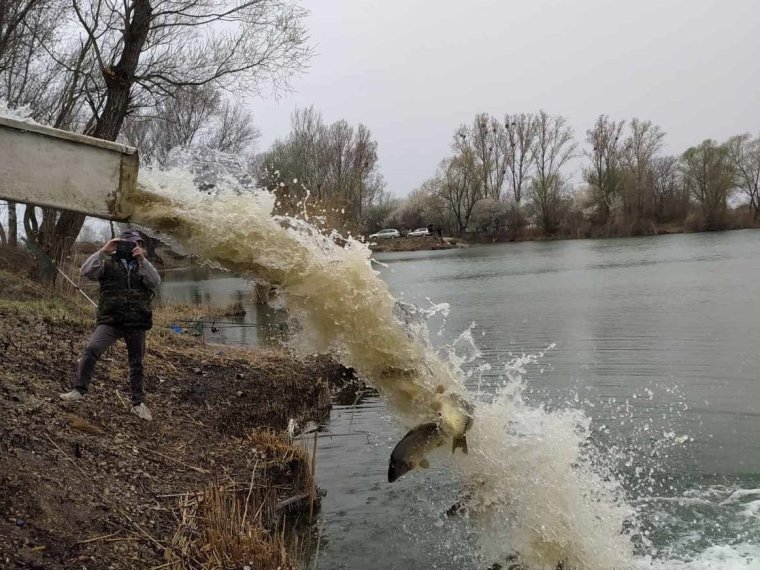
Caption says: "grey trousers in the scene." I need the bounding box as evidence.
[75,324,147,405]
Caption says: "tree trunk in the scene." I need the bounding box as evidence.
[92,0,152,141]
[33,0,153,279]
[7,200,17,246]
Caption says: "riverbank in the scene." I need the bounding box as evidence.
[0,247,353,569]
[367,235,461,253]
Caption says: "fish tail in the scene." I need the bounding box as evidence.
[452,434,468,454]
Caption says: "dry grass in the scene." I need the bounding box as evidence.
[0,249,351,569]
[166,482,294,570]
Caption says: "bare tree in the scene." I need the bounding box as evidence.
[504,112,536,206]
[726,134,760,220]
[123,85,220,163]
[456,113,509,201]
[681,140,734,230]
[648,155,687,223]
[0,0,47,71]
[259,106,329,199]
[0,0,70,248]
[530,110,577,234]
[13,0,310,270]
[622,118,665,226]
[258,107,384,221]
[435,150,482,236]
[206,100,260,155]
[583,114,625,227]
[123,86,260,164]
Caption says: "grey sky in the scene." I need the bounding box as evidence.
[252,0,760,197]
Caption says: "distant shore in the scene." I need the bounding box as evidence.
[367,235,462,253]
[368,224,760,254]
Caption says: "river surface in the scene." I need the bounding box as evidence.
[162,230,760,569]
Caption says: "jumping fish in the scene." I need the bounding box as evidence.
[433,392,474,454]
[388,391,475,482]
[388,422,446,482]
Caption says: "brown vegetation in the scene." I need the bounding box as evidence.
[0,248,350,569]
[367,236,458,253]
[365,113,760,243]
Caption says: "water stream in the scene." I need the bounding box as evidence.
[134,156,759,569]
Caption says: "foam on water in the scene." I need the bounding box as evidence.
[636,543,760,570]
[127,155,755,569]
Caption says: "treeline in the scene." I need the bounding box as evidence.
[254,107,385,229]
[2,1,758,253]
[0,0,310,266]
[251,109,760,241]
[370,113,760,240]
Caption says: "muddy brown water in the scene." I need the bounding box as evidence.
[163,229,760,569]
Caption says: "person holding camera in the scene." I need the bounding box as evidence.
[60,229,161,421]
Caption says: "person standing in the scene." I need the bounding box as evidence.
[60,229,161,420]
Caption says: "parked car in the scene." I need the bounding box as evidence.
[407,227,431,237]
[369,228,401,240]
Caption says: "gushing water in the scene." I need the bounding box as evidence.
[128,154,638,569]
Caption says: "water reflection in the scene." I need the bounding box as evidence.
[305,396,480,570]
[158,267,289,347]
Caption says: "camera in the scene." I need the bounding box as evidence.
[115,240,135,261]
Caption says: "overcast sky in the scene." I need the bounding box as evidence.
[252,0,760,197]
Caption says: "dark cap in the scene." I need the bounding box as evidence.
[120,229,143,244]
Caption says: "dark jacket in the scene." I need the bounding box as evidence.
[81,251,161,330]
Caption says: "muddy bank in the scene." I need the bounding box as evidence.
[368,235,461,253]
[0,249,355,569]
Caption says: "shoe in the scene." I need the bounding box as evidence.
[60,389,84,402]
[131,403,153,421]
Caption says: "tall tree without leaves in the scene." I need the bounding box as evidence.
[681,140,734,230]
[621,118,665,227]
[725,134,760,220]
[0,0,67,247]
[583,114,625,227]
[434,150,482,236]
[456,113,509,201]
[7,0,310,272]
[257,107,385,221]
[123,85,260,165]
[530,110,577,235]
[504,112,537,206]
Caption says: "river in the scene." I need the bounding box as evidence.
[161,230,760,569]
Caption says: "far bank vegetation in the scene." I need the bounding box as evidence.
[251,110,760,242]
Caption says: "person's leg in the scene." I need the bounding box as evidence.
[124,330,147,406]
[74,324,120,394]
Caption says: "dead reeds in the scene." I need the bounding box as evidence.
[165,481,294,570]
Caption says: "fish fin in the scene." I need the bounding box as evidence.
[419,459,430,469]
[452,435,468,455]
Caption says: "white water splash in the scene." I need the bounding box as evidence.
[637,543,760,570]
[129,155,640,569]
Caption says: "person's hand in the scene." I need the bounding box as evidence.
[100,238,121,254]
[132,246,145,260]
